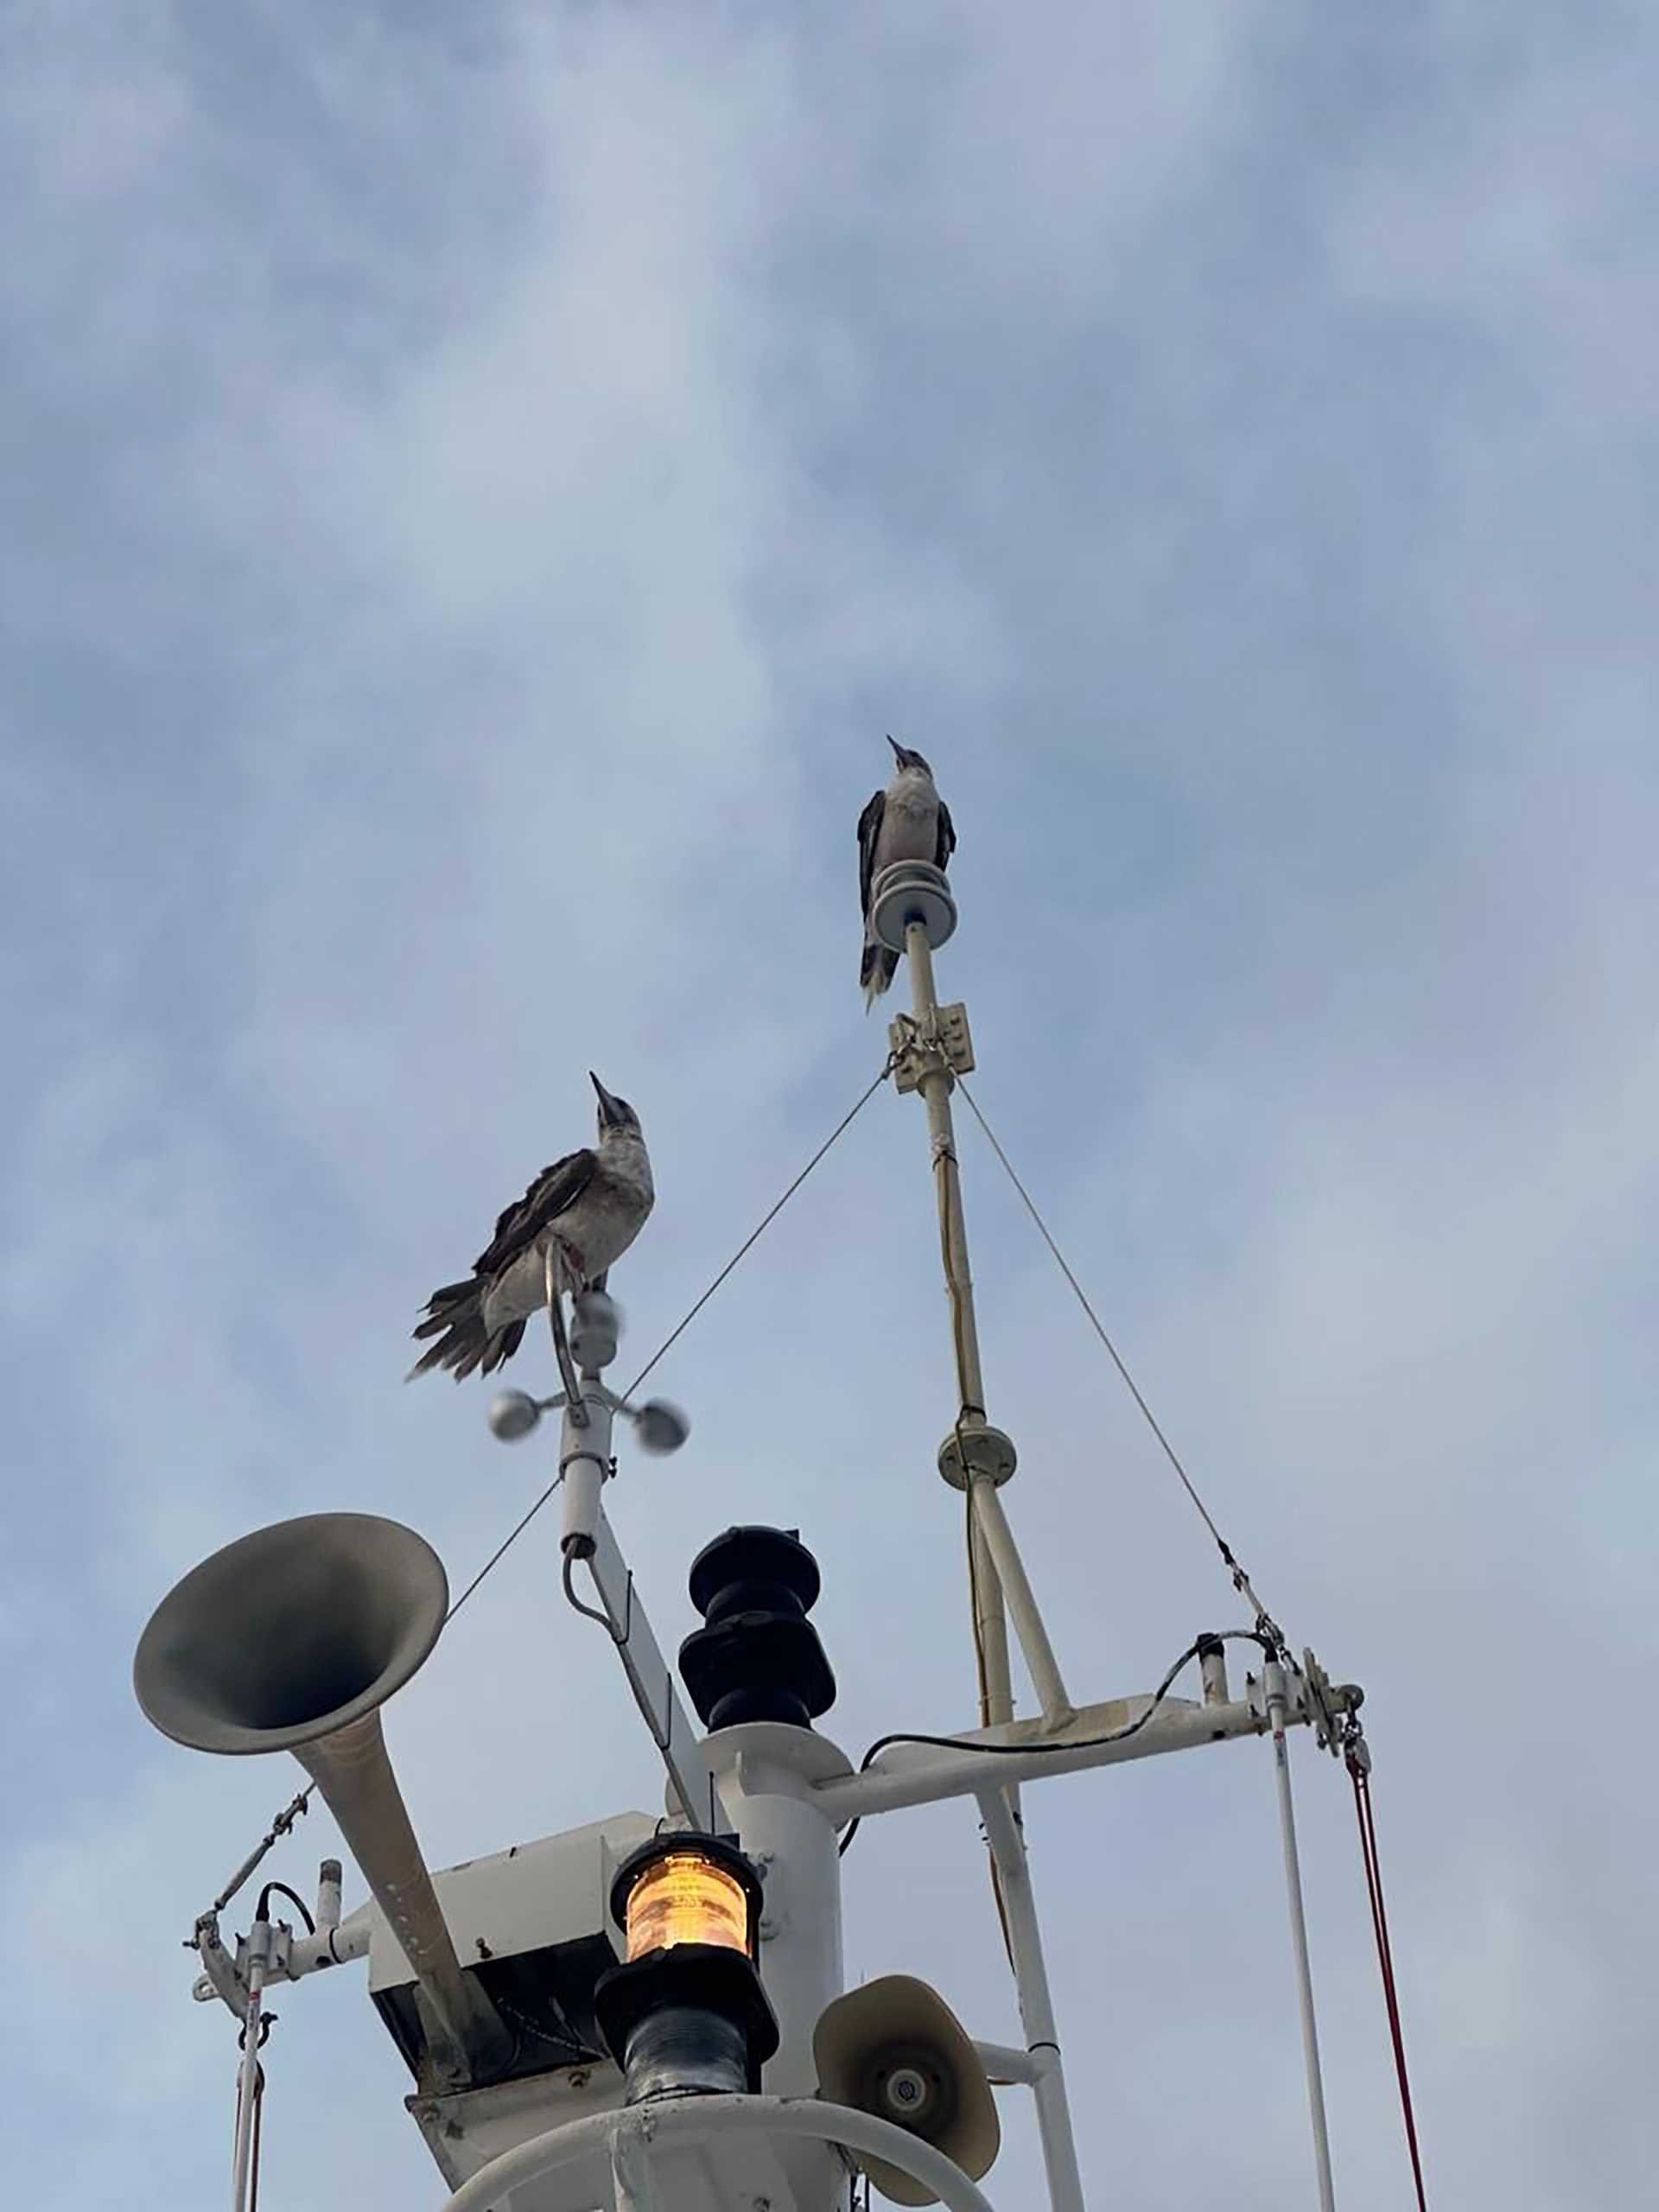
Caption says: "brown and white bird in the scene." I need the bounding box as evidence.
[856,735,957,1006]
[408,1074,655,1382]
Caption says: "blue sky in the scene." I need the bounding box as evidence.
[3,4,1656,2207]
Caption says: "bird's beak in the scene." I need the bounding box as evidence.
[589,1071,625,1127]
[886,733,904,760]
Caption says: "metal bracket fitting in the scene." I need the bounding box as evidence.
[1300,1649,1364,1755]
[938,1421,1018,1491]
[1301,1649,1342,1754]
[889,1004,976,1096]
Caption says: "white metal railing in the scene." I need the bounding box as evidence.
[437,2094,1001,2212]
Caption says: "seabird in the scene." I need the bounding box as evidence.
[408,1074,655,1381]
[856,735,957,1006]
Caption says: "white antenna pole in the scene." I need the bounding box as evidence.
[873,858,1087,2209]
[230,1917,270,2212]
[901,915,1016,1727]
[978,1789,1086,2212]
[885,895,1072,1728]
[490,1293,724,1833]
[1267,1656,1338,2212]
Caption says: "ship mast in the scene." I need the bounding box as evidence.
[133,843,1369,2212]
[874,857,1085,2208]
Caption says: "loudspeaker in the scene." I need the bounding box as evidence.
[813,1974,1001,2207]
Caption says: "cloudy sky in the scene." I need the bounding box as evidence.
[4,3,1656,2207]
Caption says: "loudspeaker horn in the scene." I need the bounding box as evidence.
[133,1511,510,2088]
[814,1974,1001,2207]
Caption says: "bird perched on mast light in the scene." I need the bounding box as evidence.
[408,1074,655,1382]
[856,734,957,1006]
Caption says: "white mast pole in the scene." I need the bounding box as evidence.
[874,859,1086,2212]
[978,1789,1087,2212]
[902,916,1016,1728]
[1266,1656,1338,2212]
[230,1916,270,2212]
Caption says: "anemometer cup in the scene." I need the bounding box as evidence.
[487,1389,543,1441]
[632,1398,690,1454]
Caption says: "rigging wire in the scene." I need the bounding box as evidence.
[954,1074,1287,1643]
[952,1065,1443,2196]
[949,1077,1432,2194]
[614,1050,896,1405]
[1350,1741,1429,2210]
[205,1787,315,1923]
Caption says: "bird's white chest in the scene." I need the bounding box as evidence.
[878,779,938,864]
[582,1149,654,1264]
[486,1141,655,1327]
[556,1173,649,1275]
[594,1138,654,1227]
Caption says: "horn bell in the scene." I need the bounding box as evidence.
[814,1974,1000,2206]
[134,1512,511,2088]
[134,1511,446,1756]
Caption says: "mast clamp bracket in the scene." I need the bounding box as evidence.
[938,1421,1018,1491]
[889,1004,976,1094]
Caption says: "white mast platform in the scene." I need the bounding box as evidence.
[136,857,1362,2212]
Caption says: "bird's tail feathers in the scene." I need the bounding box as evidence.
[407,1281,525,1382]
[861,936,899,1010]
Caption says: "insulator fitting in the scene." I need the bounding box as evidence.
[869,859,957,955]
[677,1527,836,1732]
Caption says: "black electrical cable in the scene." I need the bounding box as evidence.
[837,1629,1272,1859]
[256,1881,316,1936]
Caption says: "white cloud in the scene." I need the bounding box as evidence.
[5,3,1657,2209]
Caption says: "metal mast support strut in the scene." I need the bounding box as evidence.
[978,1789,1087,2212]
[875,866,1072,1731]
[1267,1656,1338,2212]
[231,1915,270,2212]
[871,857,1084,2212]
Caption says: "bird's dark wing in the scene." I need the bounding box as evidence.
[857,788,886,916]
[472,1149,597,1276]
[934,799,957,870]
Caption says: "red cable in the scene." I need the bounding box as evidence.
[1351,1759,1428,2211]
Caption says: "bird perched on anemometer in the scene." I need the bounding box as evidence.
[857,734,957,1007]
[408,1074,655,1382]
